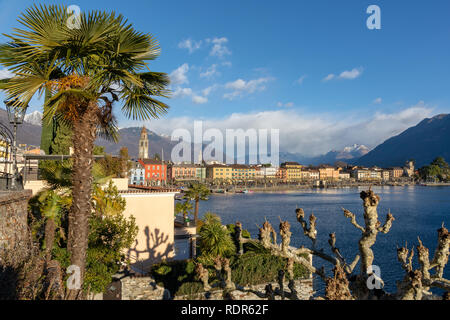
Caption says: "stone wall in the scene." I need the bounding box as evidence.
[0,190,32,263]
[118,275,313,300]
[174,279,314,300]
[120,276,170,300]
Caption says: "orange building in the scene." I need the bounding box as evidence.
[139,159,167,185]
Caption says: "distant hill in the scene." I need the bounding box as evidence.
[96,127,178,160]
[280,144,369,166]
[356,114,450,168]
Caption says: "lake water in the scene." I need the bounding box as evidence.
[198,186,450,295]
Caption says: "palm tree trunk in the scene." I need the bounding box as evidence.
[45,218,56,261]
[194,199,199,225]
[66,101,97,300]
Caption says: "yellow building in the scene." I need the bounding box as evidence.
[281,162,303,181]
[231,164,257,180]
[318,166,340,180]
[206,164,232,180]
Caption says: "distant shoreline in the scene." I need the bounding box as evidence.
[207,182,450,194]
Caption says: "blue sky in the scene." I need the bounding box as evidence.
[1,0,449,155]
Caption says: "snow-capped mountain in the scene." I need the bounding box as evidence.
[336,144,370,160]
[24,111,43,126]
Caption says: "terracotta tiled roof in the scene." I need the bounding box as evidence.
[139,159,166,165]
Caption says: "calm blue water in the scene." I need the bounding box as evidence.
[198,186,450,295]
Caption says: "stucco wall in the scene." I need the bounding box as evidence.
[121,192,177,272]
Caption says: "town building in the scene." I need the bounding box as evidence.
[255,165,278,179]
[129,161,145,185]
[339,172,351,180]
[168,163,206,181]
[138,158,167,185]
[206,164,232,180]
[138,127,149,159]
[403,160,415,177]
[318,165,340,180]
[280,162,303,181]
[230,164,257,180]
[388,167,404,180]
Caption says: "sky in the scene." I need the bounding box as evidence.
[0,0,449,156]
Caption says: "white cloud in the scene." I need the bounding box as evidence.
[192,95,208,104]
[172,86,208,104]
[207,37,231,57]
[323,67,363,82]
[323,74,335,82]
[202,85,218,97]
[200,64,219,78]
[172,87,193,98]
[296,75,307,85]
[178,39,202,53]
[338,67,363,80]
[0,68,14,79]
[169,63,189,85]
[135,102,433,156]
[223,77,272,100]
[373,97,382,104]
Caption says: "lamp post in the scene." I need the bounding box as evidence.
[4,100,27,190]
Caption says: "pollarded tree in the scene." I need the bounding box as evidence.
[0,5,169,299]
[232,189,450,300]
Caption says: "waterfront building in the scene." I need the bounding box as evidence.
[280,162,303,181]
[382,170,390,181]
[138,158,167,185]
[255,165,278,179]
[230,164,257,180]
[308,170,320,180]
[388,167,404,180]
[403,160,415,177]
[339,172,351,180]
[318,165,340,180]
[168,163,206,181]
[206,164,232,180]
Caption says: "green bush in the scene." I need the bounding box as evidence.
[231,252,309,286]
[151,260,201,295]
[175,282,204,297]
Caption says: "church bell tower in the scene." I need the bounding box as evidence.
[139,127,149,159]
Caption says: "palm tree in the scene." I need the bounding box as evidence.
[0,5,170,299]
[175,200,193,221]
[183,182,210,224]
[199,218,235,258]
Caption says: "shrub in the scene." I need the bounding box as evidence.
[151,260,201,295]
[231,252,309,286]
[199,223,235,258]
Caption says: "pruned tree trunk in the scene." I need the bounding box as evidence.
[66,101,97,300]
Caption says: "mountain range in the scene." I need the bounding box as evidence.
[3,109,449,168]
[280,144,369,166]
[356,114,450,168]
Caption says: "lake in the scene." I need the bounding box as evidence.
[198,186,450,295]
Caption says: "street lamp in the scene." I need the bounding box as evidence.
[4,100,27,190]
